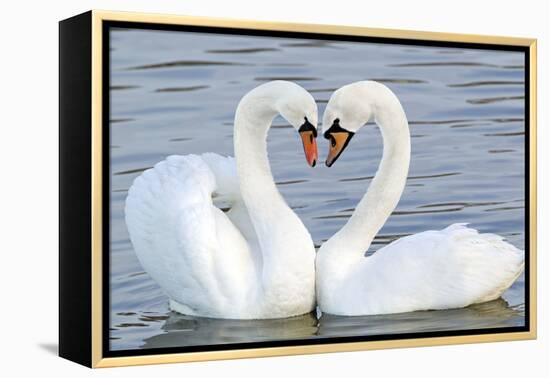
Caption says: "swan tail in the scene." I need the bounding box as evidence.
[443,223,525,304]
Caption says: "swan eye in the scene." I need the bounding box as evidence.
[298,117,318,137]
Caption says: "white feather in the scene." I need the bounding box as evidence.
[125,154,259,317]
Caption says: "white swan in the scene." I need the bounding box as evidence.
[125,81,319,319]
[316,81,524,316]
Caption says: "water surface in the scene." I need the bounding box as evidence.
[109,28,525,351]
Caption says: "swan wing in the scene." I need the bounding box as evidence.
[124,154,258,317]
[200,152,240,204]
[199,153,259,247]
[339,224,524,315]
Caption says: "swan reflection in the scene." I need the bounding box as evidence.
[141,311,318,349]
[141,299,522,349]
[317,298,523,337]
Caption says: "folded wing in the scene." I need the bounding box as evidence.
[125,154,259,317]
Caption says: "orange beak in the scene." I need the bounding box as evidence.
[299,130,318,167]
[325,131,354,167]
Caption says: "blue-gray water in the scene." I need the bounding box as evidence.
[109,28,525,351]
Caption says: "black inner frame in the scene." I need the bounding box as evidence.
[102,20,531,358]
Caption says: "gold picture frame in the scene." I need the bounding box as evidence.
[59,9,537,368]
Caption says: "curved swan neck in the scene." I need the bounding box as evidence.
[333,83,411,255]
[233,83,315,304]
[233,83,289,219]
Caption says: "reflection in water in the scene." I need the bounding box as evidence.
[140,299,521,349]
[142,312,318,349]
[109,28,526,351]
[318,299,522,337]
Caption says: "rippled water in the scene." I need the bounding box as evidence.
[109,28,526,351]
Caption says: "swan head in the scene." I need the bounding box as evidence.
[273,81,319,167]
[322,82,374,167]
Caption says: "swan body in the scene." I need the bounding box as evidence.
[125,81,318,319]
[317,81,524,316]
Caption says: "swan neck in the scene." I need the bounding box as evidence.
[233,93,282,213]
[233,84,314,306]
[337,89,411,254]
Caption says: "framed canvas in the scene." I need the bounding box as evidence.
[59,10,537,368]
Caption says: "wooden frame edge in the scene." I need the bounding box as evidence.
[528,39,537,339]
[92,9,536,46]
[91,10,103,368]
[94,331,535,368]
